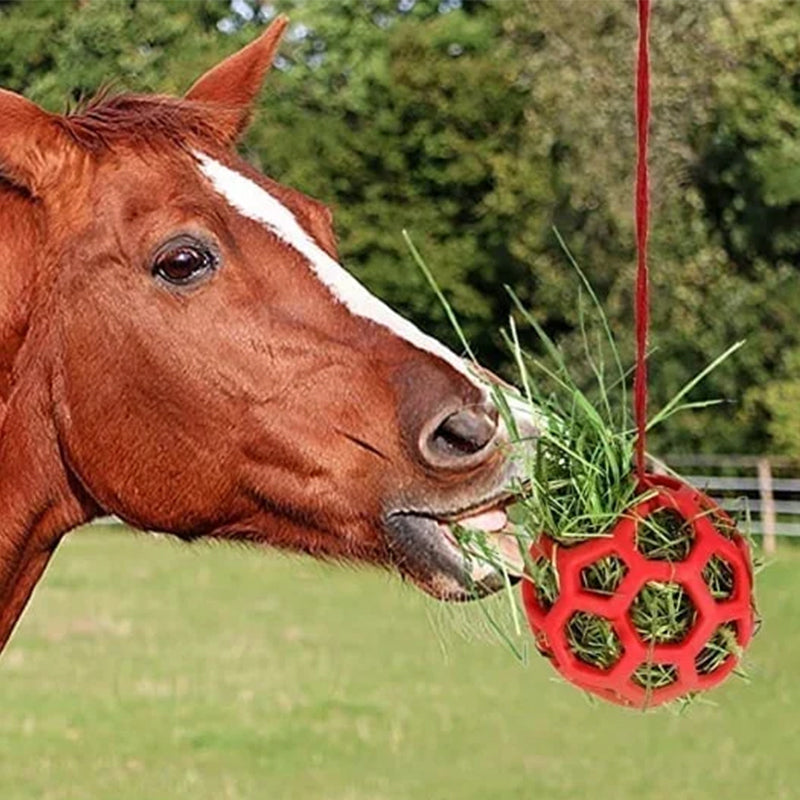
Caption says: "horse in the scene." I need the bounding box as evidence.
[0,16,535,655]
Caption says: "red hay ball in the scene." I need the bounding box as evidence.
[521,474,757,708]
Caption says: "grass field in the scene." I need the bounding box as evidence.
[1,525,797,800]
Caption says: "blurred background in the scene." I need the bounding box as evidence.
[1,1,798,797]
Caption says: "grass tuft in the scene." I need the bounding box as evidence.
[696,622,741,675]
[632,662,678,690]
[707,508,738,539]
[703,555,735,600]
[630,582,695,644]
[529,555,560,610]
[636,509,694,561]
[580,554,628,596]
[566,611,623,670]
[507,388,638,548]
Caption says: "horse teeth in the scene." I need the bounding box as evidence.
[457,508,508,532]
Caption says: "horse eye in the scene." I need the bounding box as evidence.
[153,244,216,286]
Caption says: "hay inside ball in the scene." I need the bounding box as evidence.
[521,474,757,708]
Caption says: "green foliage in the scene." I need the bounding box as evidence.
[759,380,800,457]
[691,0,800,455]
[747,348,800,458]
[0,0,797,454]
[698,0,800,268]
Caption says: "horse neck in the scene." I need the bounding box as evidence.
[0,184,42,405]
[0,184,91,652]
[0,408,88,650]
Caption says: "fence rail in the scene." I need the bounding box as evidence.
[681,476,800,493]
[663,454,800,554]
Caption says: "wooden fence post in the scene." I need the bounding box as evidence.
[758,457,777,556]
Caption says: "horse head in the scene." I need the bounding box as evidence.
[0,17,537,650]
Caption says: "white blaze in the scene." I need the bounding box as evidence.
[194,152,481,387]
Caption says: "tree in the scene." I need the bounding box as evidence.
[695,0,800,272]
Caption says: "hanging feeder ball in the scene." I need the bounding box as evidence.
[521,474,757,708]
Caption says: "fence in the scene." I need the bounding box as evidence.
[662,454,800,555]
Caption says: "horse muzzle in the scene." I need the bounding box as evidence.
[384,407,538,601]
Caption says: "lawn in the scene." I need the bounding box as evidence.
[1,525,797,800]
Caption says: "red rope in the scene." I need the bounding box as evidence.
[634,0,651,479]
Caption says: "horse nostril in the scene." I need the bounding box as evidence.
[425,405,500,465]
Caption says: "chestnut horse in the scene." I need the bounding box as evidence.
[0,17,533,654]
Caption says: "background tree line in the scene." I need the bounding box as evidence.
[1,0,797,455]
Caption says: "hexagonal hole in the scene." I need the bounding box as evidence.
[631,662,678,690]
[704,503,738,539]
[636,508,694,561]
[580,554,628,596]
[566,611,623,670]
[696,622,741,675]
[702,554,735,600]
[630,581,696,644]
[529,556,559,610]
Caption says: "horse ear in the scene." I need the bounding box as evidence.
[185,15,289,144]
[0,89,63,196]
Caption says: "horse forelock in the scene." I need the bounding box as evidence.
[59,92,241,152]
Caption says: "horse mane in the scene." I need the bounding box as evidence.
[59,91,241,152]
